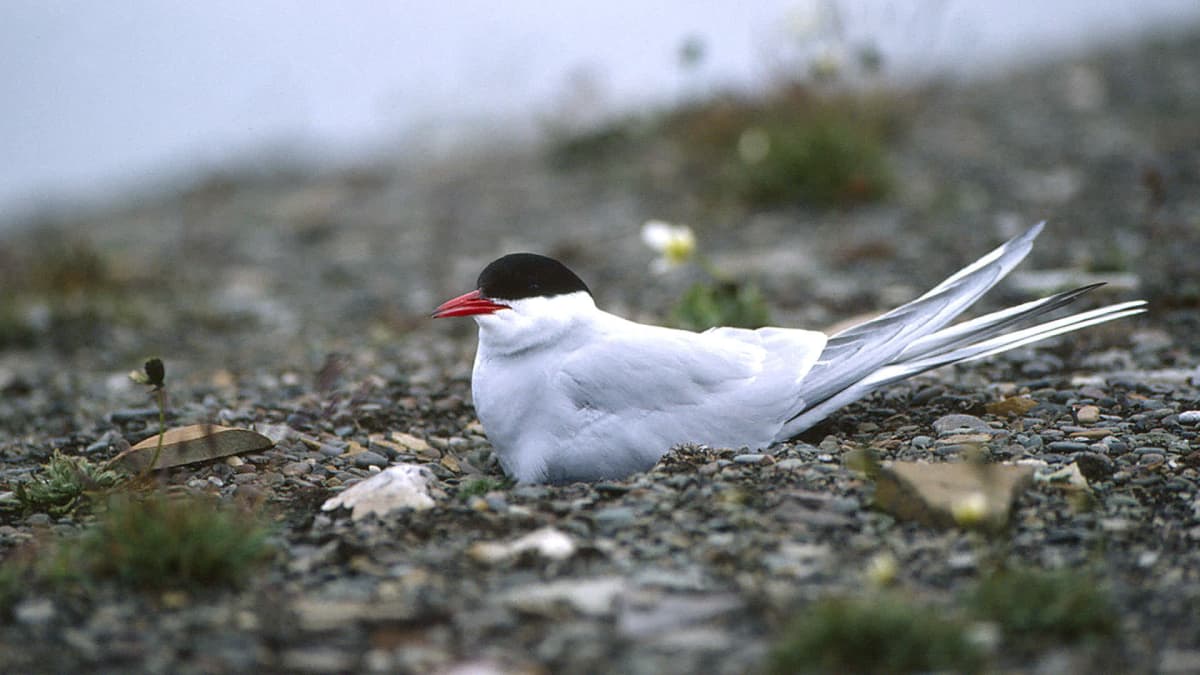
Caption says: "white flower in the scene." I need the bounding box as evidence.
[641,220,696,273]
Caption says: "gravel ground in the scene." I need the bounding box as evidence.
[2,29,1200,674]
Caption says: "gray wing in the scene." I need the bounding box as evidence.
[555,324,827,447]
[791,222,1045,417]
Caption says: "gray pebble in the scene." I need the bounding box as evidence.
[353,451,389,468]
[592,506,637,528]
[774,458,805,471]
[512,486,549,500]
[108,407,160,424]
[319,443,346,457]
[14,598,55,626]
[1073,452,1115,481]
[1048,441,1091,453]
[932,414,992,436]
[733,453,765,465]
[282,461,312,476]
[911,435,933,449]
[1178,410,1200,425]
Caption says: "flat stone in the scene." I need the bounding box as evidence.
[321,464,435,519]
[873,460,1034,529]
[353,451,388,468]
[1178,410,1200,426]
[1047,441,1091,453]
[110,424,274,472]
[1076,405,1101,424]
[468,527,577,564]
[1073,452,1115,481]
[984,396,1038,417]
[498,576,626,617]
[932,414,994,436]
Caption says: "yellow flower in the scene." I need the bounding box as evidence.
[866,551,898,588]
[951,492,989,528]
[641,220,697,273]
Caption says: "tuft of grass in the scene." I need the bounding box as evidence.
[672,280,771,331]
[458,477,507,499]
[769,594,984,675]
[45,493,273,591]
[968,566,1117,649]
[729,106,892,208]
[14,451,125,516]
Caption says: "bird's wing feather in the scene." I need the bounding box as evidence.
[791,222,1045,415]
[555,323,826,442]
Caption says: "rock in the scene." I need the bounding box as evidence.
[353,451,388,468]
[468,527,577,564]
[107,407,162,424]
[873,461,1034,529]
[1178,410,1200,426]
[1035,462,1091,492]
[109,425,273,472]
[1073,452,1115,481]
[14,598,55,626]
[1076,405,1101,424]
[282,460,313,476]
[985,396,1038,417]
[592,506,637,529]
[932,414,994,436]
[498,577,626,617]
[321,464,435,519]
[1047,441,1091,453]
[616,592,742,638]
[391,432,435,455]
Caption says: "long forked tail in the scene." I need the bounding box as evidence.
[775,223,1146,439]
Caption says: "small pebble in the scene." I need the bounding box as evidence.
[1076,405,1101,424]
[319,443,346,457]
[353,451,389,468]
[1179,410,1200,425]
[733,453,765,465]
[1047,441,1091,453]
[932,414,992,436]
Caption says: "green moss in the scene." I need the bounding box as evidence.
[45,493,273,591]
[968,567,1118,649]
[769,594,984,675]
[458,477,507,499]
[14,451,125,516]
[672,280,771,331]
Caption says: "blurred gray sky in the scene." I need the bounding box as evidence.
[2,1,1198,220]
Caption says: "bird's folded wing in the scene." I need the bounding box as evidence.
[554,325,826,424]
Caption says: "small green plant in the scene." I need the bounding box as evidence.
[673,280,771,331]
[458,477,507,499]
[45,493,272,591]
[128,357,167,476]
[968,566,1117,650]
[14,450,124,515]
[769,594,984,674]
[641,220,772,331]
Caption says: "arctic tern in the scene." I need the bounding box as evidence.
[433,222,1145,484]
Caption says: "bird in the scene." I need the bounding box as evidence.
[433,222,1146,484]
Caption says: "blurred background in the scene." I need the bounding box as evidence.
[1,0,1198,375]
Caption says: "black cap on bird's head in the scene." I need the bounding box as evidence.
[477,253,591,301]
[432,253,591,318]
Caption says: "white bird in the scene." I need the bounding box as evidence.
[433,222,1145,484]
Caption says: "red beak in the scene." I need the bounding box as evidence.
[432,289,510,318]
